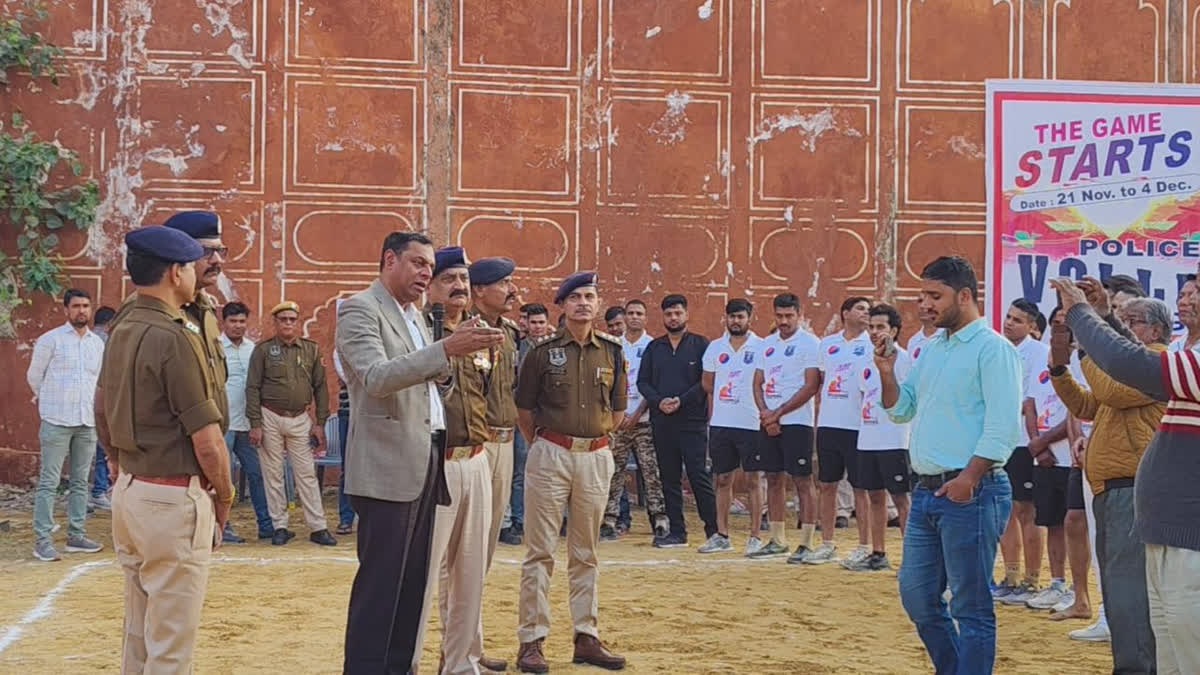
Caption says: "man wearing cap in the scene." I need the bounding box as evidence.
[514,271,628,672]
[246,301,337,547]
[94,226,234,672]
[413,247,502,674]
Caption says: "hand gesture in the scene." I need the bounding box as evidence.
[1078,276,1110,316]
[249,428,264,447]
[1071,436,1087,467]
[1049,322,1072,368]
[765,421,783,437]
[213,498,231,549]
[871,331,896,371]
[617,415,638,431]
[443,319,505,357]
[935,475,977,504]
[1034,449,1058,467]
[312,427,327,458]
[1049,278,1088,314]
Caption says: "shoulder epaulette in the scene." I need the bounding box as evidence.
[596,331,621,345]
[501,316,520,331]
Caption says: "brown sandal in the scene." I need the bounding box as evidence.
[335,523,354,535]
[1049,606,1092,621]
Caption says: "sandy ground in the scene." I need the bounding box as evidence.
[0,497,1113,674]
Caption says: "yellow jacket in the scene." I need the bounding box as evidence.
[1051,344,1167,495]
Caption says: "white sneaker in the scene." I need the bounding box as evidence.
[840,547,870,569]
[697,533,733,554]
[744,536,764,556]
[999,582,1038,606]
[88,493,112,511]
[1026,580,1071,610]
[801,542,838,565]
[1069,617,1111,643]
[1051,591,1077,614]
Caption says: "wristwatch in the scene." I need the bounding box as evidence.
[1049,364,1068,377]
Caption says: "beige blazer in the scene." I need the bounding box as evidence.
[335,279,450,502]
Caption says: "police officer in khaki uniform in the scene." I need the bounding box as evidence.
[107,211,230,425]
[94,226,234,674]
[246,301,337,546]
[467,257,522,671]
[412,247,502,675]
[514,271,628,673]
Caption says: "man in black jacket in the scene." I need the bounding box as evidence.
[637,294,718,547]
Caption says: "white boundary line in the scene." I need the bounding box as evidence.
[0,553,775,656]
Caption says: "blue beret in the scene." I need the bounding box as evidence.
[555,271,598,304]
[125,226,206,263]
[469,257,516,286]
[433,246,469,278]
[163,211,221,239]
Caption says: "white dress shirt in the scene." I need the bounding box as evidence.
[221,334,256,432]
[26,323,105,427]
[396,299,446,431]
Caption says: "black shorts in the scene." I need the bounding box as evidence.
[816,427,860,486]
[758,425,814,477]
[1067,466,1086,511]
[1033,465,1072,527]
[708,426,758,475]
[856,450,911,494]
[1005,446,1035,502]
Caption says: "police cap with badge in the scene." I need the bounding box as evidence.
[163,211,221,239]
[124,226,206,264]
[469,257,515,286]
[435,246,471,278]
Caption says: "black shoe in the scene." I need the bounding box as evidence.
[258,530,275,540]
[499,527,523,546]
[512,522,524,537]
[653,532,688,548]
[309,529,337,546]
[835,516,849,529]
[760,512,770,532]
[887,516,901,528]
[222,528,246,544]
[271,528,295,546]
[599,524,619,542]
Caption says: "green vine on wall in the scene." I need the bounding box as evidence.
[0,1,99,337]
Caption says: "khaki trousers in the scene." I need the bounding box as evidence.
[260,408,327,532]
[414,451,492,675]
[111,473,214,675]
[1146,543,1200,675]
[482,434,514,568]
[518,437,614,644]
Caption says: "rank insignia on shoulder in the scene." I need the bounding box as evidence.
[596,331,621,345]
[184,320,201,335]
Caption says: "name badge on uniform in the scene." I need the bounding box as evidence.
[549,347,566,367]
[183,320,201,335]
[268,344,281,357]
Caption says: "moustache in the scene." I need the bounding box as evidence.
[451,290,469,297]
[505,293,517,302]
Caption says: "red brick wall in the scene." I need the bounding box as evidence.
[0,0,1184,482]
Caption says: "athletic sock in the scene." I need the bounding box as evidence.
[769,521,786,544]
[799,523,815,548]
[1023,573,1040,587]
[1004,563,1021,586]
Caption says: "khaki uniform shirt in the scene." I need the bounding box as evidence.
[110,290,229,430]
[246,336,330,427]
[472,309,520,429]
[428,311,490,448]
[98,295,224,476]
[515,328,627,438]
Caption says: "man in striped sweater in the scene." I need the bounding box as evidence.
[1052,277,1200,674]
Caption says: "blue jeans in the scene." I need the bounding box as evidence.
[337,412,355,527]
[225,430,273,536]
[92,443,110,497]
[507,431,528,528]
[898,470,1012,675]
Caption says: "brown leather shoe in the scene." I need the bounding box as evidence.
[480,653,508,672]
[517,639,549,673]
[572,634,625,670]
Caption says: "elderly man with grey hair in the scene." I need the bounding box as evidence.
[1049,282,1168,674]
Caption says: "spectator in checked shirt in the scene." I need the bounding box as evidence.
[26,289,107,562]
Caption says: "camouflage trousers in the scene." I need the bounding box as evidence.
[605,421,666,527]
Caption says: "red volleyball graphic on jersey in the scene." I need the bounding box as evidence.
[913,347,922,359]
[1038,370,1050,384]
[765,347,775,357]
[863,367,872,380]
[718,353,730,364]
[827,375,846,396]
[827,345,840,355]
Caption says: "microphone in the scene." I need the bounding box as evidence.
[430,303,445,341]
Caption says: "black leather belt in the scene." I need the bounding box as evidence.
[1104,477,1134,491]
[915,467,1003,491]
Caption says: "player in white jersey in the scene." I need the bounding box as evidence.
[994,299,1050,600]
[843,304,912,572]
[699,299,765,555]
[751,293,821,562]
[805,296,874,565]
[905,314,943,362]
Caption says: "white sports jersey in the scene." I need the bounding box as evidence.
[703,333,763,431]
[1015,335,1051,447]
[621,332,653,423]
[758,329,820,427]
[817,331,873,430]
[906,328,944,362]
[858,347,913,451]
[1026,362,1072,466]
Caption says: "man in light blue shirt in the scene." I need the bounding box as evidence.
[220,301,273,542]
[875,256,1021,675]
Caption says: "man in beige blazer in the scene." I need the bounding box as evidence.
[336,232,504,675]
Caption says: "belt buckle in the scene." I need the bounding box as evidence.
[570,437,592,453]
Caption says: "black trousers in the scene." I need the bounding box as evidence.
[651,421,718,538]
[343,437,444,675]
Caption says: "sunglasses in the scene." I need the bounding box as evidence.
[202,246,229,259]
